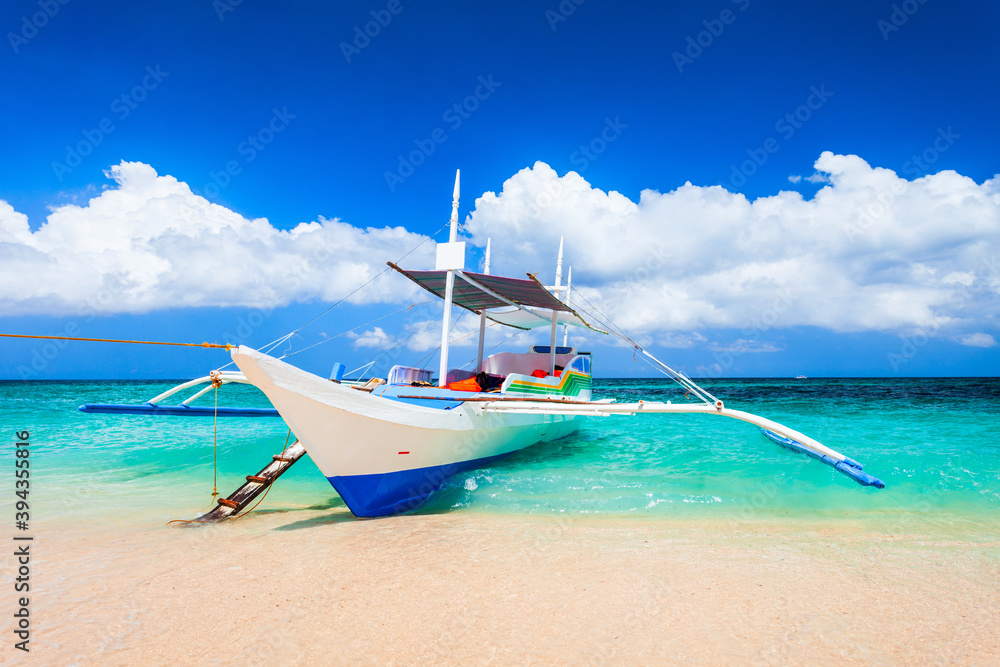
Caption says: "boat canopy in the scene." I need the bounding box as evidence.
[486,307,603,332]
[387,262,606,333]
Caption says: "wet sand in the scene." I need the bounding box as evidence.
[9,508,1000,665]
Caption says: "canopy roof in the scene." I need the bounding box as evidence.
[388,262,605,332]
[486,307,604,332]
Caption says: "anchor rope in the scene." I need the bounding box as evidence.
[166,428,294,526]
[231,428,294,520]
[0,333,231,349]
[211,382,219,502]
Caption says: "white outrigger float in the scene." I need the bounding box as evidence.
[225,171,884,517]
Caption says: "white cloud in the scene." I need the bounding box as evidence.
[657,332,707,348]
[955,333,997,348]
[707,339,783,353]
[3,155,998,352]
[403,310,487,352]
[351,327,396,349]
[465,154,1000,342]
[787,175,802,184]
[804,172,830,183]
[0,161,433,315]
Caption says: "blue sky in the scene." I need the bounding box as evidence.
[1,0,998,379]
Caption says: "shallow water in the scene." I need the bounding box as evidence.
[2,377,998,531]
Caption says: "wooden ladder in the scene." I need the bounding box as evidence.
[197,440,307,522]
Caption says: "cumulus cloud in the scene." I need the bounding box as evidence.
[403,310,490,353]
[787,175,802,184]
[657,332,708,348]
[350,327,396,349]
[465,154,1000,342]
[3,155,999,351]
[707,339,783,353]
[955,333,997,348]
[0,161,433,315]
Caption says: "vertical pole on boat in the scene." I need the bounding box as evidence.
[476,238,491,373]
[562,266,572,348]
[549,237,564,374]
[438,169,461,387]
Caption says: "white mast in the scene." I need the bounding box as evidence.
[548,237,564,375]
[476,238,491,373]
[438,170,462,387]
[562,266,572,347]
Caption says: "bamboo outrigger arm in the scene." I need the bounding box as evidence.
[476,399,886,488]
[78,371,281,417]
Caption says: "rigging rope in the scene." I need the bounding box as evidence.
[563,287,716,405]
[457,322,510,370]
[490,244,536,277]
[344,359,377,379]
[413,309,468,369]
[278,219,454,348]
[345,312,440,378]
[281,300,432,359]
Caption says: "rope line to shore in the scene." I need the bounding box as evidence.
[0,333,232,349]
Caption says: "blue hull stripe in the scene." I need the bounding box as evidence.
[327,452,510,517]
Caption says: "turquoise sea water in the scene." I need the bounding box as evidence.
[2,378,998,530]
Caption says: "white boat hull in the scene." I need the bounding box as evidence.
[232,346,582,516]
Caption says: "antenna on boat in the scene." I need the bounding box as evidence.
[548,237,564,374]
[563,266,572,347]
[437,169,465,386]
[476,238,491,372]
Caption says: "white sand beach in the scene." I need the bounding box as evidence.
[11,509,999,665]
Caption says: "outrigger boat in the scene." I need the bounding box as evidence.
[81,170,885,518]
